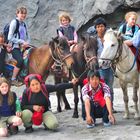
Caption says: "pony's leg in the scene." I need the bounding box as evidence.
[132,82,139,119]
[54,76,62,112]
[72,85,79,118]
[62,78,71,110]
[62,91,71,110]
[120,81,129,119]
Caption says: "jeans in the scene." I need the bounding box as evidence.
[99,67,114,103]
[12,48,23,68]
[0,49,6,75]
[82,101,109,123]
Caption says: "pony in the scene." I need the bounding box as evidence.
[53,33,99,118]
[99,29,139,119]
[5,37,74,82]
[28,36,74,78]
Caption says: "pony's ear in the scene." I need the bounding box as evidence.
[80,33,89,43]
[52,36,59,44]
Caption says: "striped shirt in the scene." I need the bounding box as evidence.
[82,82,111,101]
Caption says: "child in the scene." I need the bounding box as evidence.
[21,74,78,133]
[0,77,22,137]
[0,33,12,77]
[8,6,30,86]
[124,30,140,48]
[118,11,139,40]
[81,70,115,128]
[57,12,78,50]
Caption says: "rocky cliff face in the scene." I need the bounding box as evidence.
[0,0,140,45]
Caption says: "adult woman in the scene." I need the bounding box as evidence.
[21,74,78,133]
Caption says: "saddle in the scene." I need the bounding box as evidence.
[129,46,140,72]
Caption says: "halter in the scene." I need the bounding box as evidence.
[83,45,97,68]
[49,44,72,66]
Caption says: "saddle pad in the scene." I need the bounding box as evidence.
[129,46,140,72]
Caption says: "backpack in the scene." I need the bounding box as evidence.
[121,23,140,36]
[3,19,27,43]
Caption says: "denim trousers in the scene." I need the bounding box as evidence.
[99,67,114,102]
[82,101,109,123]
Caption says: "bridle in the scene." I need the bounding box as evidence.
[100,34,137,74]
[83,42,97,68]
[49,43,73,66]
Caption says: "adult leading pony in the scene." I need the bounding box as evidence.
[25,36,74,79]
[54,33,99,118]
[99,29,139,119]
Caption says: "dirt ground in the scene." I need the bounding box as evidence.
[8,75,140,140]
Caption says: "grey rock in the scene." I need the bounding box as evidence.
[0,0,140,45]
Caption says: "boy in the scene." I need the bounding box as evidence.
[93,17,115,112]
[82,70,115,128]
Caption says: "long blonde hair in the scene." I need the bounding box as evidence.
[0,77,14,106]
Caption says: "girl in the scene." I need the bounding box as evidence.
[21,74,78,133]
[119,11,139,40]
[57,12,78,48]
[0,77,22,137]
[8,6,30,86]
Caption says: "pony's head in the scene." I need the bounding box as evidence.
[80,33,99,70]
[49,36,74,69]
[99,29,123,68]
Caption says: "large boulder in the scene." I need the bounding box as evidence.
[0,0,140,45]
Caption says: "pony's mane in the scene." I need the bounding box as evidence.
[105,28,115,34]
[80,33,97,49]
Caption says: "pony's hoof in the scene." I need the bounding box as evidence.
[123,114,129,119]
[57,107,62,112]
[134,115,140,120]
[65,105,71,110]
[72,112,79,118]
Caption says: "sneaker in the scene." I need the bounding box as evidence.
[8,124,19,135]
[103,122,111,127]
[25,126,33,133]
[11,79,23,87]
[86,123,95,129]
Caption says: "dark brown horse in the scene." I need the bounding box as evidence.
[28,36,74,78]
[54,33,99,118]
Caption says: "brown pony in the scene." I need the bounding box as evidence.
[54,33,99,118]
[28,36,74,79]
[4,36,74,83]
